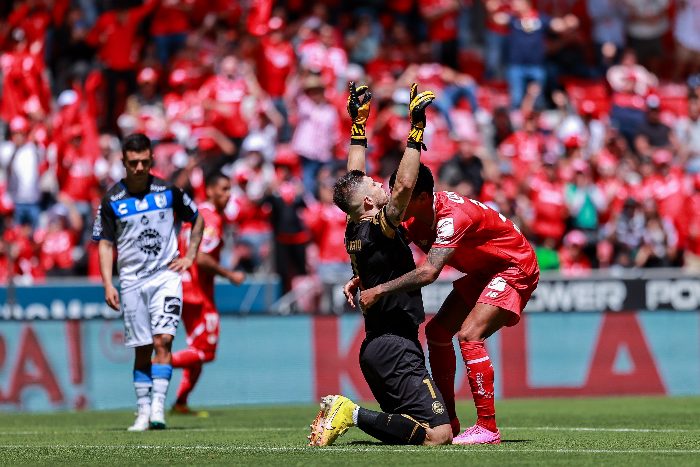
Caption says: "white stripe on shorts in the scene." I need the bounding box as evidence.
[466,356,490,364]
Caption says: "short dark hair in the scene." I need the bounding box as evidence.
[333,170,366,214]
[205,171,229,188]
[389,163,434,198]
[121,133,152,158]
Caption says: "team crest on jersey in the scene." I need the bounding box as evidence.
[434,218,454,245]
[136,228,163,257]
[432,401,445,415]
[154,193,168,209]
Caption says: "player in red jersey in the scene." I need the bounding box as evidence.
[357,163,540,445]
[171,172,245,413]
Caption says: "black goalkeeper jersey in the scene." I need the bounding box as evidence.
[345,206,425,338]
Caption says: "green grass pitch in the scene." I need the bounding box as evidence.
[1,396,698,466]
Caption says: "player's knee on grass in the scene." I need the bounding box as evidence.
[424,423,453,446]
[356,409,427,445]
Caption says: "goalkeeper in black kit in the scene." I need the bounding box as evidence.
[308,82,453,446]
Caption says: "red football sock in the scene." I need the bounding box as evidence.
[426,322,457,422]
[171,348,202,368]
[176,363,202,405]
[459,340,497,432]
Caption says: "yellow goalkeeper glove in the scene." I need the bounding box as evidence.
[347,81,372,147]
[407,83,436,151]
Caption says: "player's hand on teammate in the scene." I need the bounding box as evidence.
[407,83,436,151]
[169,256,194,273]
[343,276,361,308]
[227,270,246,285]
[359,286,381,311]
[104,284,120,311]
[347,81,372,145]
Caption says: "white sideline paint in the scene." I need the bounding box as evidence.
[0,445,700,454]
[1,425,698,436]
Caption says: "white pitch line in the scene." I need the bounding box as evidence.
[1,426,698,436]
[0,445,700,454]
[504,426,698,433]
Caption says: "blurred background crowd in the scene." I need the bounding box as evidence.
[2,0,700,294]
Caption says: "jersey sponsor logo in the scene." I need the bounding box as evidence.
[445,191,465,204]
[92,207,103,238]
[136,228,163,257]
[164,296,182,316]
[116,202,129,216]
[434,218,454,245]
[110,189,126,201]
[135,198,150,212]
[432,401,445,415]
[111,191,173,218]
[487,277,507,292]
[154,193,168,209]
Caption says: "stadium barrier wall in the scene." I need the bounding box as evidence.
[0,271,699,412]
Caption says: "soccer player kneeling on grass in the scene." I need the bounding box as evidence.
[308,82,452,447]
[171,172,245,414]
[93,133,204,431]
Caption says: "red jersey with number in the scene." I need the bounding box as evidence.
[403,191,538,277]
[180,202,224,307]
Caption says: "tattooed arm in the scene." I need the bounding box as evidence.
[359,247,455,309]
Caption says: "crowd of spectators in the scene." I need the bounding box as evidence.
[2,0,700,296]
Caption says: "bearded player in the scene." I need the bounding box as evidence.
[171,172,245,413]
[358,163,540,445]
[308,82,453,447]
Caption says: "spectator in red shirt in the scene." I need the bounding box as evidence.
[199,55,262,153]
[36,203,82,277]
[559,229,592,276]
[151,0,194,65]
[305,174,349,283]
[257,17,295,141]
[87,0,159,130]
[484,0,512,80]
[419,0,460,69]
[528,156,568,242]
[55,124,99,226]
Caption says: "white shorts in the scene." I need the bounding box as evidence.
[120,269,182,348]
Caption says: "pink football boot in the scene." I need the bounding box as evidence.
[452,424,501,445]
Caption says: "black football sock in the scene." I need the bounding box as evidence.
[356,407,426,445]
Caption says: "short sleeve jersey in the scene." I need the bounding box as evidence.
[92,176,198,288]
[180,202,223,306]
[345,207,425,337]
[404,191,538,277]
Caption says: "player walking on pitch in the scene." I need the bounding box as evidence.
[93,133,204,431]
[308,82,453,447]
[357,163,540,445]
[171,172,245,414]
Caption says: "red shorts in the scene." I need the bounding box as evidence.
[182,301,220,356]
[453,266,539,327]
